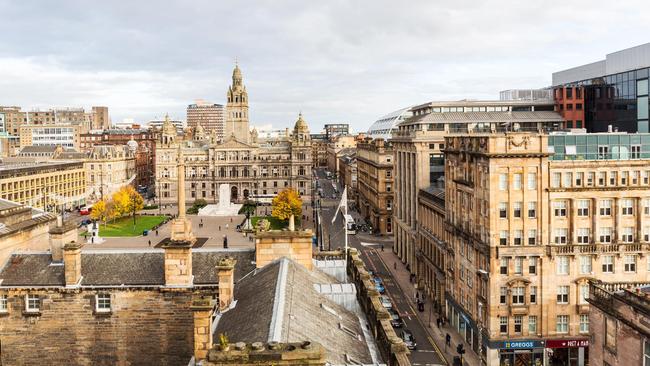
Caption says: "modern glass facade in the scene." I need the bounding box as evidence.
[548,133,650,160]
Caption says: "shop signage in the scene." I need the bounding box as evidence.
[545,339,589,348]
[498,340,546,349]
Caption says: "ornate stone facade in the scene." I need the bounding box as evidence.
[357,138,394,235]
[156,66,312,205]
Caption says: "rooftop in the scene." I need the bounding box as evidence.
[548,132,650,161]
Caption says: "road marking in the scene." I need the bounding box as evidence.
[360,242,380,246]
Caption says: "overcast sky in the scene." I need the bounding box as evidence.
[0,1,649,132]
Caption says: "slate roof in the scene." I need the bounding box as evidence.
[215,257,373,365]
[0,249,255,287]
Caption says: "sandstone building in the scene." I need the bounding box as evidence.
[186,100,225,139]
[357,138,394,235]
[0,198,55,264]
[418,131,650,365]
[155,65,313,204]
[392,99,564,272]
[326,134,356,178]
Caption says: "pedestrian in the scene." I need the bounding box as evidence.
[226,223,229,230]
[394,262,397,270]
[223,235,228,248]
[437,317,441,328]
[381,244,384,252]
[445,333,451,351]
[148,240,151,247]
[230,217,233,223]
[200,218,203,225]
[156,230,159,236]
[219,225,221,231]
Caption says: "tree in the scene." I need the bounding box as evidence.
[271,188,302,222]
[90,199,108,226]
[112,186,144,225]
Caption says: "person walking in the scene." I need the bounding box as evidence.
[445,333,451,350]
[223,235,228,248]
[156,230,159,236]
[148,240,151,247]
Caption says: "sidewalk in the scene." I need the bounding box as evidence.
[375,245,481,366]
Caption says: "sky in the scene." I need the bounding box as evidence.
[0,1,649,133]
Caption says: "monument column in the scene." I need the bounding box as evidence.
[178,147,186,218]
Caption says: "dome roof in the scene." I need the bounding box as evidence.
[293,113,310,133]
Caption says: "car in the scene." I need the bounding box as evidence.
[78,219,92,227]
[372,276,383,285]
[400,329,417,350]
[375,282,385,294]
[380,295,392,309]
[387,308,403,328]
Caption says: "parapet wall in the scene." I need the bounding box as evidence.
[204,341,325,365]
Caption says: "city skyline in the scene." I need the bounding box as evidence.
[1,0,649,132]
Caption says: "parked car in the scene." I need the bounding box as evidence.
[387,308,403,328]
[380,295,392,309]
[400,329,417,350]
[78,219,92,227]
[375,282,385,294]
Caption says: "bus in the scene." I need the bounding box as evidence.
[250,194,275,205]
[344,214,356,235]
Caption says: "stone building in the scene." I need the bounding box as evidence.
[392,99,564,272]
[310,133,328,168]
[338,152,357,203]
[419,132,650,366]
[587,282,650,366]
[0,161,86,211]
[187,100,225,139]
[0,106,24,136]
[155,65,312,205]
[357,138,394,235]
[0,198,55,264]
[326,134,356,178]
[19,123,82,149]
[80,129,157,191]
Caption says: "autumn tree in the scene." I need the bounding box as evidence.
[90,199,108,226]
[112,185,144,225]
[271,188,302,222]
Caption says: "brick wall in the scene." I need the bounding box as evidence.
[0,287,216,365]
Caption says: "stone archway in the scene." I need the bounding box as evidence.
[231,186,238,202]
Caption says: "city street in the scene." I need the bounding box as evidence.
[314,168,448,366]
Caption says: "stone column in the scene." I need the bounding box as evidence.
[191,296,214,361]
[178,146,186,219]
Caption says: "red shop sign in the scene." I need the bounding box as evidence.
[546,339,589,348]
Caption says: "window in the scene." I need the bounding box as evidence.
[529,257,537,275]
[500,287,507,305]
[622,171,629,185]
[554,201,567,217]
[528,202,536,218]
[512,287,525,305]
[598,172,606,186]
[96,294,111,312]
[563,172,573,187]
[556,256,569,275]
[499,231,509,246]
[645,226,650,242]
[514,315,523,333]
[577,228,590,244]
[605,316,617,349]
[529,315,537,334]
[499,174,507,190]
[513,202,522,218]
[587,172,594,186]
[530,286,537,304]
[556,315,569,333]
[551,172,561,188]
[513,173,522,190]
[600,227,613,243]
[602,255,614,273]
[579,256,592,274]
[528,229,537,245]
[600,199,612,216]
[632,171,639,185]
[622,198,634,215]
[645,198,650,215]
[500,258,508,275]
[577,200,589,216]
[579,314,589,333]
[610,171,617,186]
[499,202,508,218]
[514,257,523,274]
[580,284,589,304]
[624,255,637,273]
[554,228,568,244]
[25,294,39,312]
[575,172,583,186]
[621,227,634,243]
[527,173,537,190]
[557,286,569,304]
[0,294,7,313]
[499,316,508,334]
[598,145,609,160]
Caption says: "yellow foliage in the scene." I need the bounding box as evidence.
[111,186,144,223]
[90,199,108,223]
[271,188,302,221]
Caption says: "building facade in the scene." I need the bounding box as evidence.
[155,65,312,205]
[0,161,86,211]
[423,132,650,366]
[357,138,394,235]
[554,86,587,129]
[82,145,136,203]
[0,199,55,264]
[310,133,328,168]
[392,100,564,271]
[326,135,356,177]
[186,100,225,139]
[338,152,357,203]
[19,124,81,150]
[588,282,650,366]
[553,42,650,133]
[324,123,349,139]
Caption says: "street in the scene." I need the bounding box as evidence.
[314,168,447,366]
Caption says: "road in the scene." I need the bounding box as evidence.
[314,168,446,366]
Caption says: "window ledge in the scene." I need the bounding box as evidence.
[22,310,41,317]
[0,311,9,317]
[93,310,113,317]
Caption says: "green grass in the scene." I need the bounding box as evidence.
[94,215,167,237]
[251,216,287,230]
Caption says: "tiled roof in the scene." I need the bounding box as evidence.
[0,249,255,287]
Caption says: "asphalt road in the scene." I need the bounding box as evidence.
[314,168,445,366]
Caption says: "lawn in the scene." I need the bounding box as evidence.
[251,216,296,230]
[93,215,167,237]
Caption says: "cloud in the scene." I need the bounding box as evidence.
[0,0,649,132]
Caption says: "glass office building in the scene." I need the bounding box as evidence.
[553,43,650,133]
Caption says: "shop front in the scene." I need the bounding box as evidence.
[446,296,481,354]
[545,339,589,366]
[491,340,545,366]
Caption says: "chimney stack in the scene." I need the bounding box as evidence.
[63,242,83,286]
[191,295,215,361]
[163,242,193,287]
[49,219,78,262]
[216,257,236,310]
